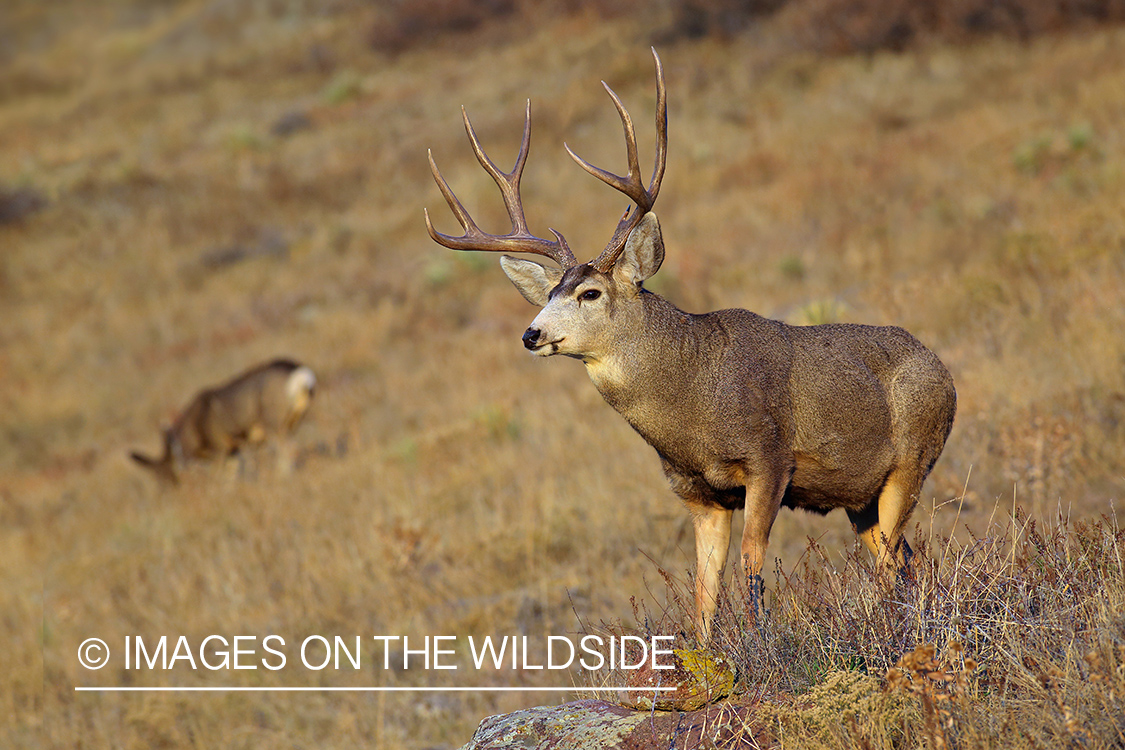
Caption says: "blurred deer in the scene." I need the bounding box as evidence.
[426,50,956,640]
[130,358,316,485]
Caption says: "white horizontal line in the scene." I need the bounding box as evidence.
[75,686,677,692]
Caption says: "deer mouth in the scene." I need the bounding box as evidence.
[531,338,565,355]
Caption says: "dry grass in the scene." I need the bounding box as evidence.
[2,0,1124,747]
[596,511,1125,748]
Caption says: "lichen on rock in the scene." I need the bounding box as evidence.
[618,648,735,711]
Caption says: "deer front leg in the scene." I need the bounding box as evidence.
[739,471,787,622]
[691,506,733,643]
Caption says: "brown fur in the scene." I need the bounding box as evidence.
[130,358,316,485]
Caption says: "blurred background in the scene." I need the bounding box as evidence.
[3,0,1124,746]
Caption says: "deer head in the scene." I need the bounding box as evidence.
[426,49,667,365]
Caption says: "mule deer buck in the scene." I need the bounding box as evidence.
[426,50,956,640]
[130,358,316,485]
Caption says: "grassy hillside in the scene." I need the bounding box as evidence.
[3,0,1123,747]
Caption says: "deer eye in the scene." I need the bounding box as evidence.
[579,289,601,302]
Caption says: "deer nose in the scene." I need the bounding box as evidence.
[522,327,541,350]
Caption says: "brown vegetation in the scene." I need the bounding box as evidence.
[2,0,1123,747]
[590,512,1125,747]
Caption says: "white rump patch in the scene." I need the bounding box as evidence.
[287,366,317,409]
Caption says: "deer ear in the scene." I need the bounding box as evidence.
[500,255,563,307]
[615,213,664,287]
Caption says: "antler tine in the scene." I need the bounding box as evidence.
[463,102,532,236]
[425,151,480,239]
[426,101,577,270]
[565,84,647,207]
[568,48,667,274]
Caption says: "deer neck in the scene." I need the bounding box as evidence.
[583,292,705,417]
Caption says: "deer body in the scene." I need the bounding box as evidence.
[130,358,316,485]
[591,291,954,525]
[427,50,955,639]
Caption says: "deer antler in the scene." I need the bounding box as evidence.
[569,48,667,274]
[426,100,577,270]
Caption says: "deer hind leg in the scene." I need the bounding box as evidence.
[877,468,919,569]
[223,450,248,481]
[850,469,919,575]
[847,502,884,560]
[275,437,297,477]
[691,506,733,643]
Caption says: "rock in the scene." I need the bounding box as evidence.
[458,698,772,750]
[618,648,735,711]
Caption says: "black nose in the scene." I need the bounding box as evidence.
[522,327,541,350]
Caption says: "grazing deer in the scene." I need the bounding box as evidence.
[425,50,956,640]
[130,358,316,485]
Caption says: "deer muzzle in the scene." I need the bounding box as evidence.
[522,327,542,350]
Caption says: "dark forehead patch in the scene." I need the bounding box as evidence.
[549,264,604,300]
